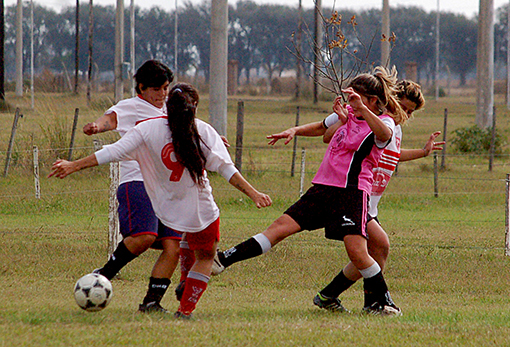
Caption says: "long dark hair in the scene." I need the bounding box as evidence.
[166,83,207,187]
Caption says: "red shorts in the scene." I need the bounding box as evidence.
[184,218,220,251]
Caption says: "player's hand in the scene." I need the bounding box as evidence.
[251,192,272,208]
[83,122,99,135]
[341,87,365,115]
[422,131,445,157]
[220,136,230,148]
[332,96,349,122]
[48,159,74,179]
[267,128,296,146]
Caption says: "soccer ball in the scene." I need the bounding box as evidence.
[74,273,113,312]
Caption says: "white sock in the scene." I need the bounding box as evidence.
[253,233,272,253]
[359,262,381,279]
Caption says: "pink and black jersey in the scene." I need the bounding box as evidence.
[313,107,395,195]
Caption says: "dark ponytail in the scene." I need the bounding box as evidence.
[166,83,207,187]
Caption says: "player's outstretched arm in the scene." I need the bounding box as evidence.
[267,121,326,146]
[48,155,99,179]
[83,112,118,136]
[228,172,272,208]
[400,131,445,162]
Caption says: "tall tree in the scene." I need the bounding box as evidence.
[441,13,477,86]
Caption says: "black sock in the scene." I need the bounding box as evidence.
[142,277,171,305]
[219,237,264,268]
[363,271,389,307]
[320,270,356,299]
[98,241,137,280]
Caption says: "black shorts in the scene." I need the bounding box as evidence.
[284,184,369,241]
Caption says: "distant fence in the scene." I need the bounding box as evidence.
[1,104,509,256]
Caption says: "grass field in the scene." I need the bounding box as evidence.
[1,90,510,346]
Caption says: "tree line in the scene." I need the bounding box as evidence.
[4,0,510,90]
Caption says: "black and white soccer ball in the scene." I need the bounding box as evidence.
[74,273,113,312]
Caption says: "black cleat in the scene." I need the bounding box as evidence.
[138,301,169,314]
[313,293,350,313]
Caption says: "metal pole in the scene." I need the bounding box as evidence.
[313,0,322,104]
[507,0,510,109]
[130,0,135,97]
[114,0,124,103]
[0,0,5,101]
[295,0,302,99]
[30,0,34,108]
[381,0,390,66]
[15,0,22,97]
[74,0,80,94]
[86,0,93,104]
[174,0,178,75]
[209,0,228,136]
[435,0,440,101]
[475,0,494,128]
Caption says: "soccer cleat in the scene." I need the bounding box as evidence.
[313,293,350,313]
[175,280,186,301]
[138,301,170,314]
[211,251,225,276]
[362,302,402,316]
[174,311,193,320]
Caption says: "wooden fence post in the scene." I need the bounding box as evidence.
[33,145,40,199]
[489,106,496,172]
[235,100,244,172]
[68,108,80,161]
[291,106,300,177]
[506,174,510,256]
[440,108,448,170]
[433,152,438,198]
[3,108,22,177]
[299,148,306,196]
[108,162,121,259]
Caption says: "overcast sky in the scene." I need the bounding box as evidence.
[4,0,508,18]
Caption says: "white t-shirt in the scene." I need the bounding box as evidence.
[105,96,167,185]
[95,117,238,233]
[369,124,402,217]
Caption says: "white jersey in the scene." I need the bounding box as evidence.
[369,124,402,217]
[105,96,167,185]
[95,117,238,233]
[323,113,402,217]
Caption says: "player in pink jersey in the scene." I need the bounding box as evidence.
[263,80,444,313]
[50,83,272,318]
[213,67,408,316]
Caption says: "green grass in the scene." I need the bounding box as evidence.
[1,90,510,346]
